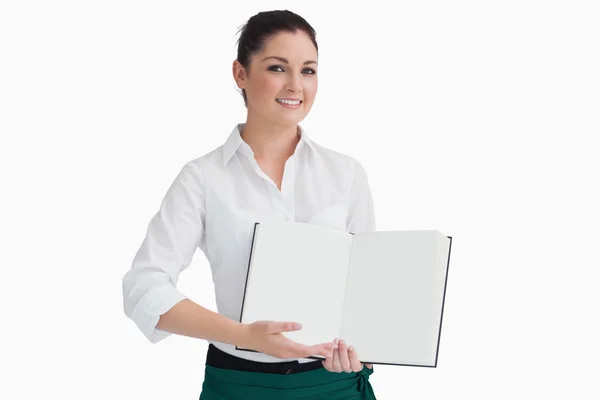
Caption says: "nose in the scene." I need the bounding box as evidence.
[286,74,302,93]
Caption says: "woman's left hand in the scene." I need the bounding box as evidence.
[322,338,373,373]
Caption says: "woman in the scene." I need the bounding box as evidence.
[122,9,377,399]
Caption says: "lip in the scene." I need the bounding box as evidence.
[276,98,303,108]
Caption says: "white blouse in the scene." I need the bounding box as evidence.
[122,122,376,363]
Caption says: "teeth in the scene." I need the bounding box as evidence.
[277,99,301,105]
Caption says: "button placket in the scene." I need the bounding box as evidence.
[241,142,298,222]
[242,145,281,197]
[280,157,296,220]
[268,184,288,218]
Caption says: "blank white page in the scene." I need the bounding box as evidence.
[239,219,353,352]
[340,230,449,366]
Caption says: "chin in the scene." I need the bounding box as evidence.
[269,111,306,125]
[281,115,306,126]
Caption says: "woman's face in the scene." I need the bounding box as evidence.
[234,30,318,127]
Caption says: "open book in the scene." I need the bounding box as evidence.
[236,219,452,367]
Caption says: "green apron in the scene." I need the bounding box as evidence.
[199,364,376,399]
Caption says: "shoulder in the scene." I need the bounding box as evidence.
[309,139,361,167]
[308,140,367,179]
[178,144,225,179]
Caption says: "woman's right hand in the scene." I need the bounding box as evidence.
[238,320,334,359]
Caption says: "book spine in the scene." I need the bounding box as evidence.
[337,234,355,340]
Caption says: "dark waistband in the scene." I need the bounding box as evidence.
[205,344,324,375]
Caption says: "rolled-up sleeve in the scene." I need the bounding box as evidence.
[346,158,376,234]
[122,162,205,343]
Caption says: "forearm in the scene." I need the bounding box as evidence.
[156,299,248,346]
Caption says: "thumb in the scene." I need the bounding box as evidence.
[266,321,302,335]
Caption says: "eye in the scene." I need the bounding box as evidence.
[268,65,284,72]
[268,65,317,75]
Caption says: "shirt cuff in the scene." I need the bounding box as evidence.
[130,284,188,343]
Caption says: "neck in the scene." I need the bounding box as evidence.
[240,115,300,160]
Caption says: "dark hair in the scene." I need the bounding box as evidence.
[235,10,319,107]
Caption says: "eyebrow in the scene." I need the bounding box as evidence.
[262,56,318,65]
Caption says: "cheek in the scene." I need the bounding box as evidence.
[255,78,282,103]
[304,79,318,101]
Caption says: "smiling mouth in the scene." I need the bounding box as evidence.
[276,99,302,106]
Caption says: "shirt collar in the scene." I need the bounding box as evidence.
[222,123,314,165]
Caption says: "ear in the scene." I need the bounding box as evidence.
[232,60,247,89]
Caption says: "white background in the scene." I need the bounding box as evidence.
[1,1,599,399]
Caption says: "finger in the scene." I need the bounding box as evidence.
[338,340,353,373]
[285,338,334,350]
[348,346,363,372]
[306,343,334,358]
[284,339,332,358]
[267,321,302,334]
[322,351,334,371]
[313,341,336,352]
[366,364,373,369]
[332,340,342,372]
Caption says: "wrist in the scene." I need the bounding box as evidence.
[231,322,250,348]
